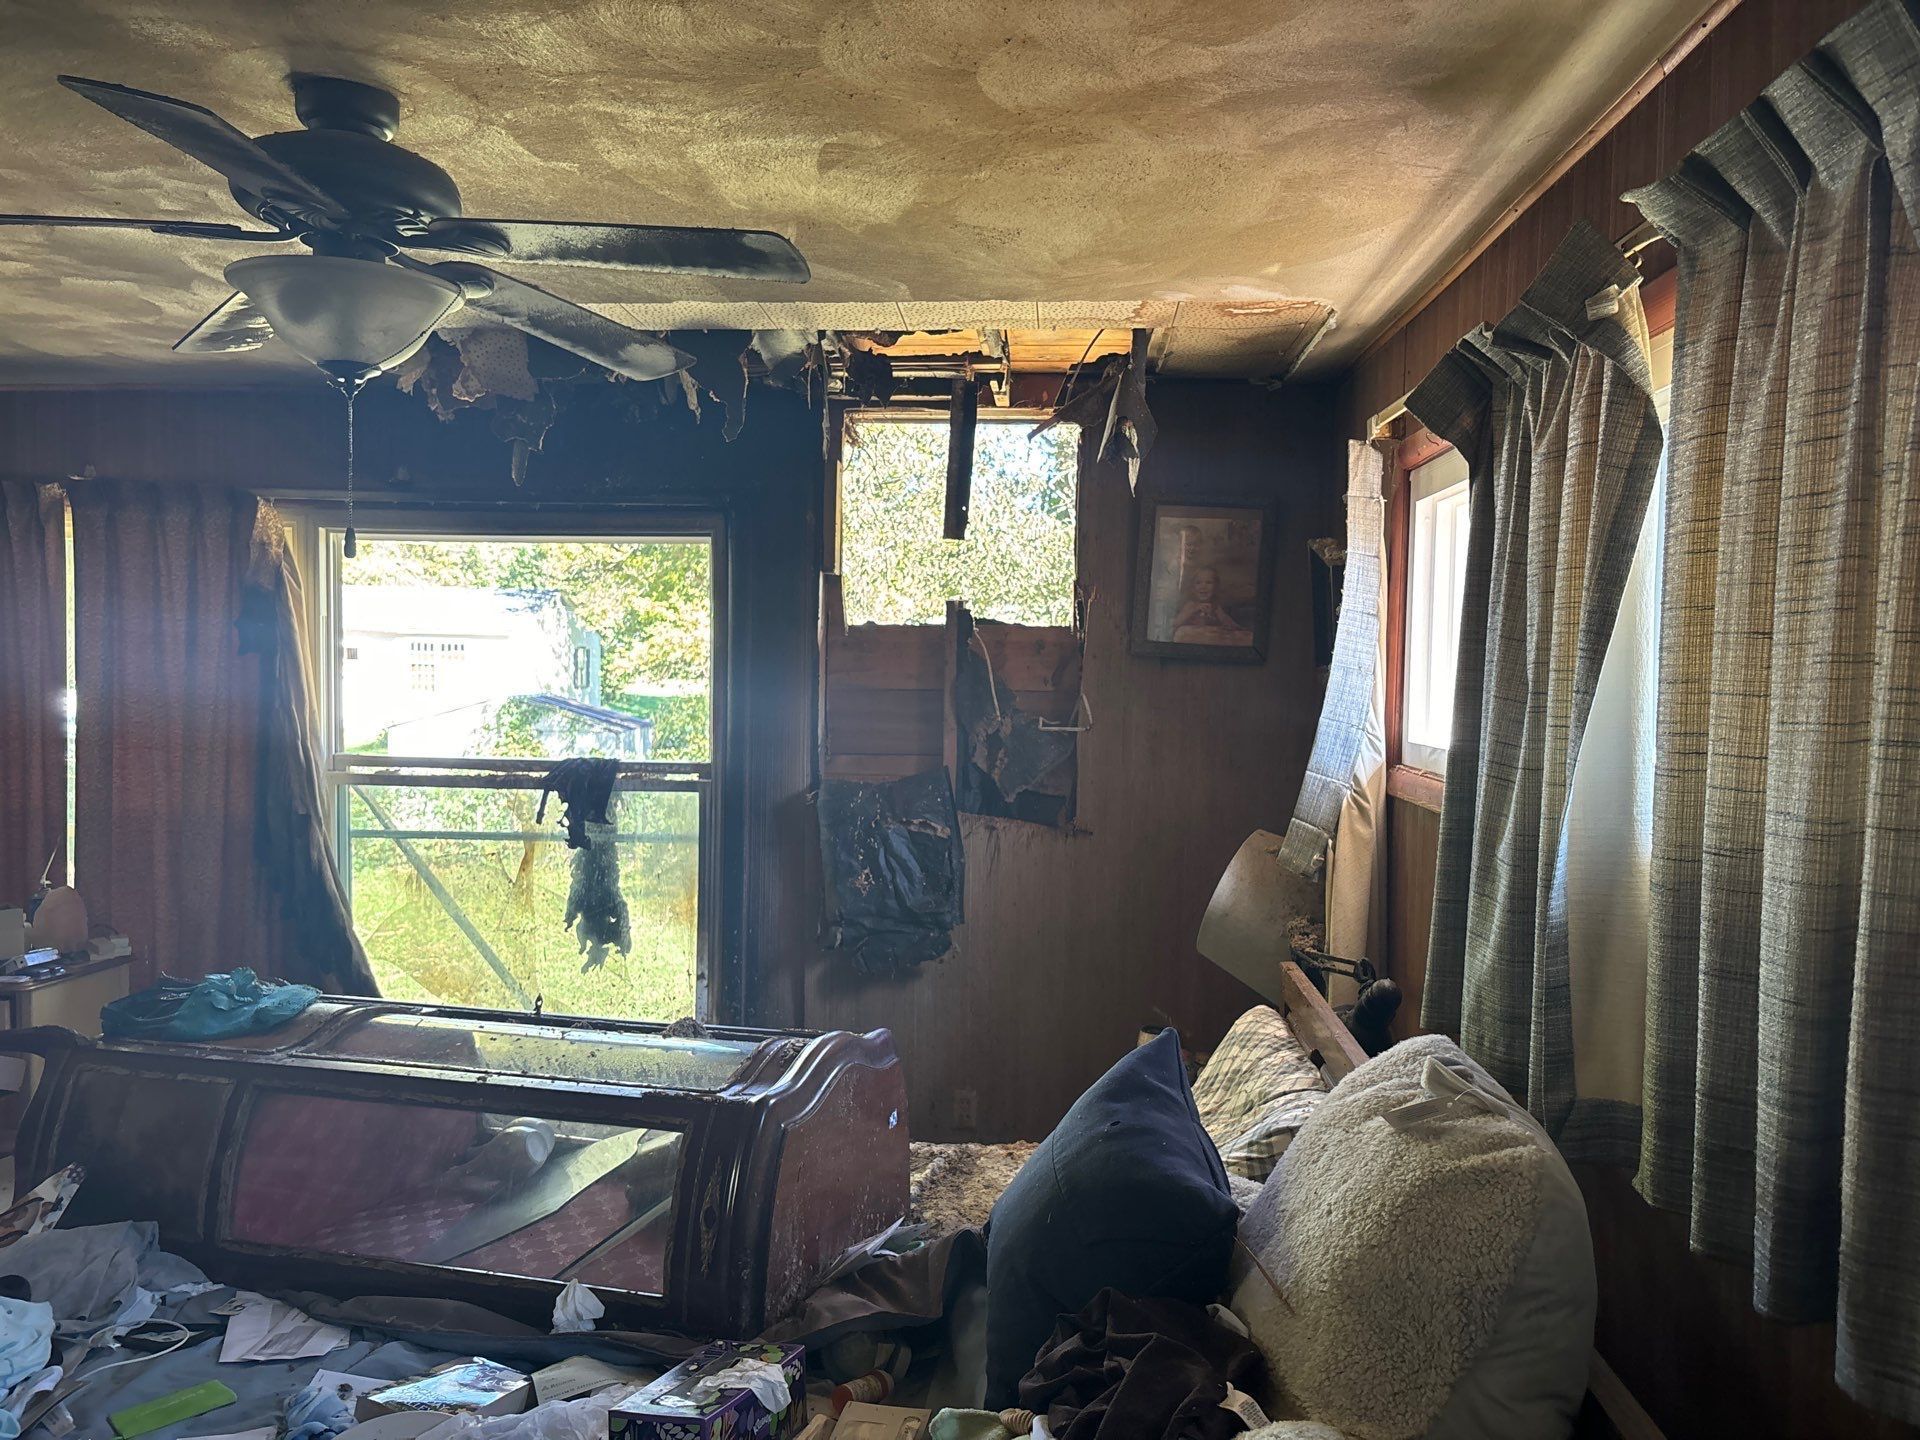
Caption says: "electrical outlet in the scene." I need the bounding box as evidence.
[952,1087,979,1132]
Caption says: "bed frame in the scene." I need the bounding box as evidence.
[1273,958,1369,1082]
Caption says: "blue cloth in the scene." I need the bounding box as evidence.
[285,1370,362,1440]
[0,1297,52,1393]
[100,969,319,1042]
[982,1029,1238,1409]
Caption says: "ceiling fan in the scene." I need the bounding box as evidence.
[0,73,812,386]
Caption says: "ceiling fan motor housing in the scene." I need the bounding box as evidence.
[241,128,463,242]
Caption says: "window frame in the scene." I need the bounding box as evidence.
[827,405,1080,626]
[1385,425,1457,813]
[300,507,728,1022]
[1401,447,1470,777]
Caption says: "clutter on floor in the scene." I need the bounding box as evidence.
[610,1342,805,1440]
[0,958,1601,1440]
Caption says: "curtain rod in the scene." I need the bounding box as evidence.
[1364,220,1671,439]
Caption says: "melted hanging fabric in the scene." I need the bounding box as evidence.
[818,768,965,975]
[537,758,631,970]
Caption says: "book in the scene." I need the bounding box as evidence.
[354,1359,532,1421]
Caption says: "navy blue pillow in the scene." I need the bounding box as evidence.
[982,1029,1238,1408]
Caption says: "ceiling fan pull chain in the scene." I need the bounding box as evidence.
[342,385,358,559]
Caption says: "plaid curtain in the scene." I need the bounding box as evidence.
[1408,220,1663,1143]
[1627,0,1920,1420]
[1276,441,1388,997]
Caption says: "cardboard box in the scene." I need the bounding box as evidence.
[833,1403,932,1440]
[355,1358,532,1421]
[609,1342,806,1440]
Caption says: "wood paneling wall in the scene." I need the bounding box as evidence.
[1383,794,1437,1040]
[804,381,1343,1140]
[1338,0,1870,439]
[1345,2,1917,1434]
[818,597,1081,784]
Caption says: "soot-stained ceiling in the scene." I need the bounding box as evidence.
[0,0,1709,386]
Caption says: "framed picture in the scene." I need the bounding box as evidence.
[1131,496,1278,662]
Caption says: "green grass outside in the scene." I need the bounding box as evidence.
[347,788,698,1022]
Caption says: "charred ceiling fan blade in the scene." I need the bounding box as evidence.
[173,292,274,354]
[0,214,296,242]
[417,260,694,382]
[411,219,810,283]
[58,76,345,227]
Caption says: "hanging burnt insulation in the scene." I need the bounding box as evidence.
[1099,329,1157,493]
[944,376,979,540]
[680,328,754,442]
[750,329,817,391]
[818,768,965,975]
[391,330,661,485]
[952,609,1081,827]
[537,758,631,971]
[842,346,897,406]
[1031,328,1157,491]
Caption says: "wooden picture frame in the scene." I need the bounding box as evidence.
[1130,496,1278,662]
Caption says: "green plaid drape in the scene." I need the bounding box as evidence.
[1408,221,1663,1144]
[1628,0,1920,1420]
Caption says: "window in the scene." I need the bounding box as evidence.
[837,414,1077,625]
[316,525,719,1024]
[1403,447,1470,774]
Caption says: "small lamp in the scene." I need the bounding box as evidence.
[224,254,463,388]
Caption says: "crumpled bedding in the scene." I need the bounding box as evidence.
[0,1221,212,1338]
[909,1142,1036,1237]
[64,1336,451,1440]
[0,1220,674,1440]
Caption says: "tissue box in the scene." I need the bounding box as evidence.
[608,1341,806,1440]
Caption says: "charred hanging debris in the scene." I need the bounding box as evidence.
[817,768,966,975]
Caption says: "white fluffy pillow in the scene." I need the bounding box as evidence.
[1229,1035,1595,1440]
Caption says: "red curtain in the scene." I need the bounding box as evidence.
[70,481,372,993]
[0,482,66,906]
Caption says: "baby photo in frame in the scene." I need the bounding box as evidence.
[1131,497,1277,662]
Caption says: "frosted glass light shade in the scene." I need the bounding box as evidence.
[225,254,462,385]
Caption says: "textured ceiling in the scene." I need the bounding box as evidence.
[0,0,1709,386]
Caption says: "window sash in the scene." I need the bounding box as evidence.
[1404,449,1470,774]
[287,510,725,1021]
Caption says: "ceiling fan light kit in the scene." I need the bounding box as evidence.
[225,253,461,388]
[3,71,809,386]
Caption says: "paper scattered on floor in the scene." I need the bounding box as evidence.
[531,1355,651,1405]
[215,1293,349,1364]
